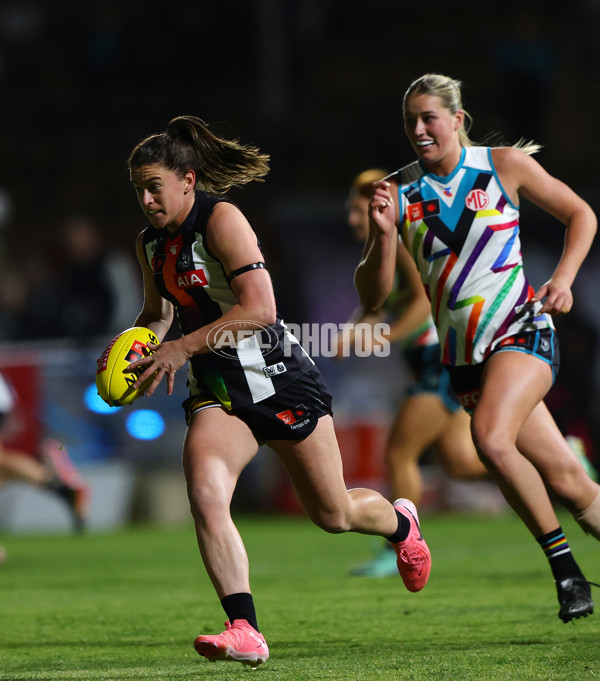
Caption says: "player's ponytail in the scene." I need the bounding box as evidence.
[511,137,543,156]
[128,116,270,194]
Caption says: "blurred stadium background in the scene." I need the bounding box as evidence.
[0,0,599,532]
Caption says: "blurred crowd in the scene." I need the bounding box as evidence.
[1,0,600,345]
[0,1,599,464]
[0,213,140,343]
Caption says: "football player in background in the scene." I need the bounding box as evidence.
[340,168,487,577]
[0,369,89,562]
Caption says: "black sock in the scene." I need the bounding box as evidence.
[45,475,74,502]
[536,527,583,583]
[384,509,411,544]
[221,592,259,632]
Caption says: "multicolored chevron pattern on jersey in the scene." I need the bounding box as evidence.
[397,147,553,366]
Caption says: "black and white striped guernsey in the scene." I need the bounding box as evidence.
[140,191,314,410]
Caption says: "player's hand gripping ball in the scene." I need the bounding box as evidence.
[96,327,159,407]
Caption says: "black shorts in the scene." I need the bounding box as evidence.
[446,328,560,414]
[183,368,333,441]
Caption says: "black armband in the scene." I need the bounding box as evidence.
[227,262,266,283]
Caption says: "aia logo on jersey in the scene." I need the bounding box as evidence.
[174,269,208,289]
[407,198,440,222]
[276,404,308,425]
[465,189,489,211]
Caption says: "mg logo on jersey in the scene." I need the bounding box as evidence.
[174,269,208,289]
[465,189,489,211]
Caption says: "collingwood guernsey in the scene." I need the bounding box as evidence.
[141,192,314,409]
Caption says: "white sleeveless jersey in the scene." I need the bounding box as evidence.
[396,146,553,366]
[384,266,439,353]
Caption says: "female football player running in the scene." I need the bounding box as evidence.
[123,116,431,667]
[355,73,600,623]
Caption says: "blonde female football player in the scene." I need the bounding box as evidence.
[355,73,600,622]
[342,169,486,577]
[122,115,431,667]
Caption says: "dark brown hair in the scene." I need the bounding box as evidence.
[128,115,270,194]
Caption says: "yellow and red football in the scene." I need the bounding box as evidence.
[96,327,159,407]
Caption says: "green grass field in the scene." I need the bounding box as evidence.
[1,510,599,681]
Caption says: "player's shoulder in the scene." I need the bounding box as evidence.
[207,199,257,255]
[209,199,241,220]
[490,145,536,172]
[136,225,158,253]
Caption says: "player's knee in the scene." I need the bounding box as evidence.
[186,478,228,525]
[470,420,511,468]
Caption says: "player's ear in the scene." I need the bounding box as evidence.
[454,109,464,131]
[183,170,196,193]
